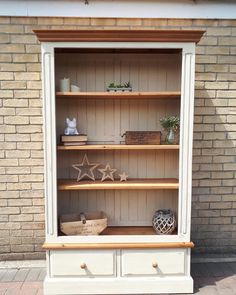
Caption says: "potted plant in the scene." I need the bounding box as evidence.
[160,116,180,144]
[107,81,132,92]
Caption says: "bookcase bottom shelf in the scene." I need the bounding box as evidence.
[101,226,177,235]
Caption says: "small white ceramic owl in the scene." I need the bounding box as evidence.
[64,118,79,135]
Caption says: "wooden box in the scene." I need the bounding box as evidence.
[123,131,161,145]
[60,211,107,236]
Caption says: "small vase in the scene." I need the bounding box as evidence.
[166,128,175,144]
[152,209,176,235]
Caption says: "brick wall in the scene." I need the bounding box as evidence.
[0,17,235,259]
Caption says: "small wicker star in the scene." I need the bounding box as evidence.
[98,163,117,181]
[119,172,128,182]
[72,154,99,181]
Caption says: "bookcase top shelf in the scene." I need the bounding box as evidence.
[58,179,179,190]
[56,91,181,100]
[57,144,180,150]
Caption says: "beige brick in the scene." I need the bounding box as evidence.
[0,44,25,53]
[22,222,44,230]
[17,142,42,150]
[91,18,116,26]
[11,245,34,252]
[11,17,37,25]
[0,35,10,43]
[16,125,41,133]
[0,207,20,214]
[7,183,31,190]
[0,191,19,198]
[199,210,220,217]
[0,159,18,167]
[16,107,41,116]
[8,199,32,206]
[230,65,236,72]
[13,54,38,63]
[217,91,236,98]
[219,37,236,46]
[218,56,236,64]
[0,175,18,183]
[205,82,228,90]
[2,64,26,73]
[198,37,217,46]
[14,72,40,81]
[200,163,223,171]
[26,63,41,72]
[19,160,43,168]
[34,214,45,221]
[14,90,39,98]
[30,117,43,124]
[0,200,7,207]
[229,82,236,90]
[213,140,236,147]
[5,133,30,142]
[38,17,64,25]
[203,133,226,140]
[224,163,236,171]
[0,16,10,24]
[0,90,13,98]
[1,81,26,89]
[20,190,43,198]
[227,115,236,123]
[32,183,44,190]
[205,46,229,55]
[31,151,43,158]
[25,44,41,53]
[196,55,217,64]
[194,124,214,132]
[21,206,44,214]
[3,99,28,107]
[6,150,30,158]
[0,108,15,116]
[19,174,43,182]
[207,27,231,36]
[31,134,43,142]
[0,72,13,80]
[195,90,216,99]
[0,24,23,33]
[195,73,216,81]
[4,116,29,125]
[11,34,37,44]
[223,179,236,186]
[63,17,90,25]
[210,217,231,224]
[117,19,142,26]
[6,167,30,175]
[0,54,11,62]
[9,214,33,222]
[27,81,42,89]
[10,237,22,245]
[217,73,236,81]
[205,64,229,73]
[142,19,167,27]
[32,199,44,206]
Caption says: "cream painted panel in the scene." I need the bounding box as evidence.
[50,250,115,277]
[121,249,185,276]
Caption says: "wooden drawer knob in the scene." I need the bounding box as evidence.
[80,263,87,269]
[152,262,158,268]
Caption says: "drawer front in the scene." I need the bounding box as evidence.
[50,250,115,277]
[121,249,185,276]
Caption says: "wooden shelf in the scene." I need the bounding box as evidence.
[101,226,158,235]
[58,179,179,190]
[43,241,194,250]
[57,144,180,151]
[56,91,180,100]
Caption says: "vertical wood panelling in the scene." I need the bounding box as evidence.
[56,51,181,228]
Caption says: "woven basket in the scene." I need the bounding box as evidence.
[60,211,107,236]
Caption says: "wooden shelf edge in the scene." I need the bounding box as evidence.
[56,91,181,99]
[58,179,179,190]
[43,241,194,250]
[57,144,180,151]
[34,29,205,43]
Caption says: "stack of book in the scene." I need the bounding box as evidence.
[61,134,88,146]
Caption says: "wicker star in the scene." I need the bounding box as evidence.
[119,172,128,182]
[72,154,99,181]
[98,163,117,181]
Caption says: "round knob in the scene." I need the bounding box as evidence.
[80,263,87,269]
[152,262,158,268]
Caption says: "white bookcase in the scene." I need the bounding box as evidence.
[35,29,204,295]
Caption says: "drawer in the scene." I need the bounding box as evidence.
[50,250,115,277]
[121,249,185,276]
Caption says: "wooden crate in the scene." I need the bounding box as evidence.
[60,211,107,235]
[124,131,161,145]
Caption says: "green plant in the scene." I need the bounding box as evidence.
[160,116,180,132]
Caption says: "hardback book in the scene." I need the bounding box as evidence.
[61,134,87,142]
[62,141,87,146]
